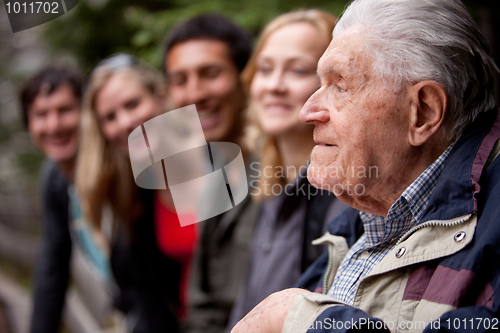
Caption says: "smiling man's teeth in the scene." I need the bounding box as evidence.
[198,109,216,120]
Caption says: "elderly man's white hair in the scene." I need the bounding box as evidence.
[335,0,498,142]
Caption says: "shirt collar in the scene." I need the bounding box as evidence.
[401,144,454,222]
[359,144,454,246]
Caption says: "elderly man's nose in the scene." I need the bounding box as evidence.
[300,93,330,124]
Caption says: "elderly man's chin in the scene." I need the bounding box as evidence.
[307,163,341,195]
[307,160,369,208]
[308,146,340,190]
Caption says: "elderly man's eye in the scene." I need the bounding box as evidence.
[337,86,346,93]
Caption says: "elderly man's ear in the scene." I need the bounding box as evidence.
[408,80,448,147]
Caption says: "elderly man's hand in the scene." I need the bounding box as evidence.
[231,288,310,333]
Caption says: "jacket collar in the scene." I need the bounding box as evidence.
[421,107,500,223]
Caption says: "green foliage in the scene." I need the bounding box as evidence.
[15,149,45,181]
[42,0,169,72]
[42,0,349,70]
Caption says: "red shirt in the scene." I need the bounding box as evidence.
[155,193,198,319]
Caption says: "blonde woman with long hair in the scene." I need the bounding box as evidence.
[76,54,197,333]
[226,9,351,328]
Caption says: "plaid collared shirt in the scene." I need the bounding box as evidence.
[327,145,454,304]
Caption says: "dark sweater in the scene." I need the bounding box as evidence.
[30,159,72,333]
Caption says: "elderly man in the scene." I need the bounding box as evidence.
[232,0,500,332]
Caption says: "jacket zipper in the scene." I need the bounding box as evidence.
[395,214,472,246]
[322,243,335,294]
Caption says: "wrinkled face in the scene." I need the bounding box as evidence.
[28,84,80,164]
[300,28,411,213]
[95,73,164,155]
[166,39,244,142]
[250,22,325,138]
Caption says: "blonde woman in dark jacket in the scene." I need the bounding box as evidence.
[226,9,349,329]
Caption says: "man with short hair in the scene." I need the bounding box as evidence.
[20,67,84,333]
[20,67,82,180]
[163,14,258,333]
[164,13,252,144]
[232,0,500,332]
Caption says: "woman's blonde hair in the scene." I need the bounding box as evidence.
[242,9,337,200]
[76,61,166,229]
